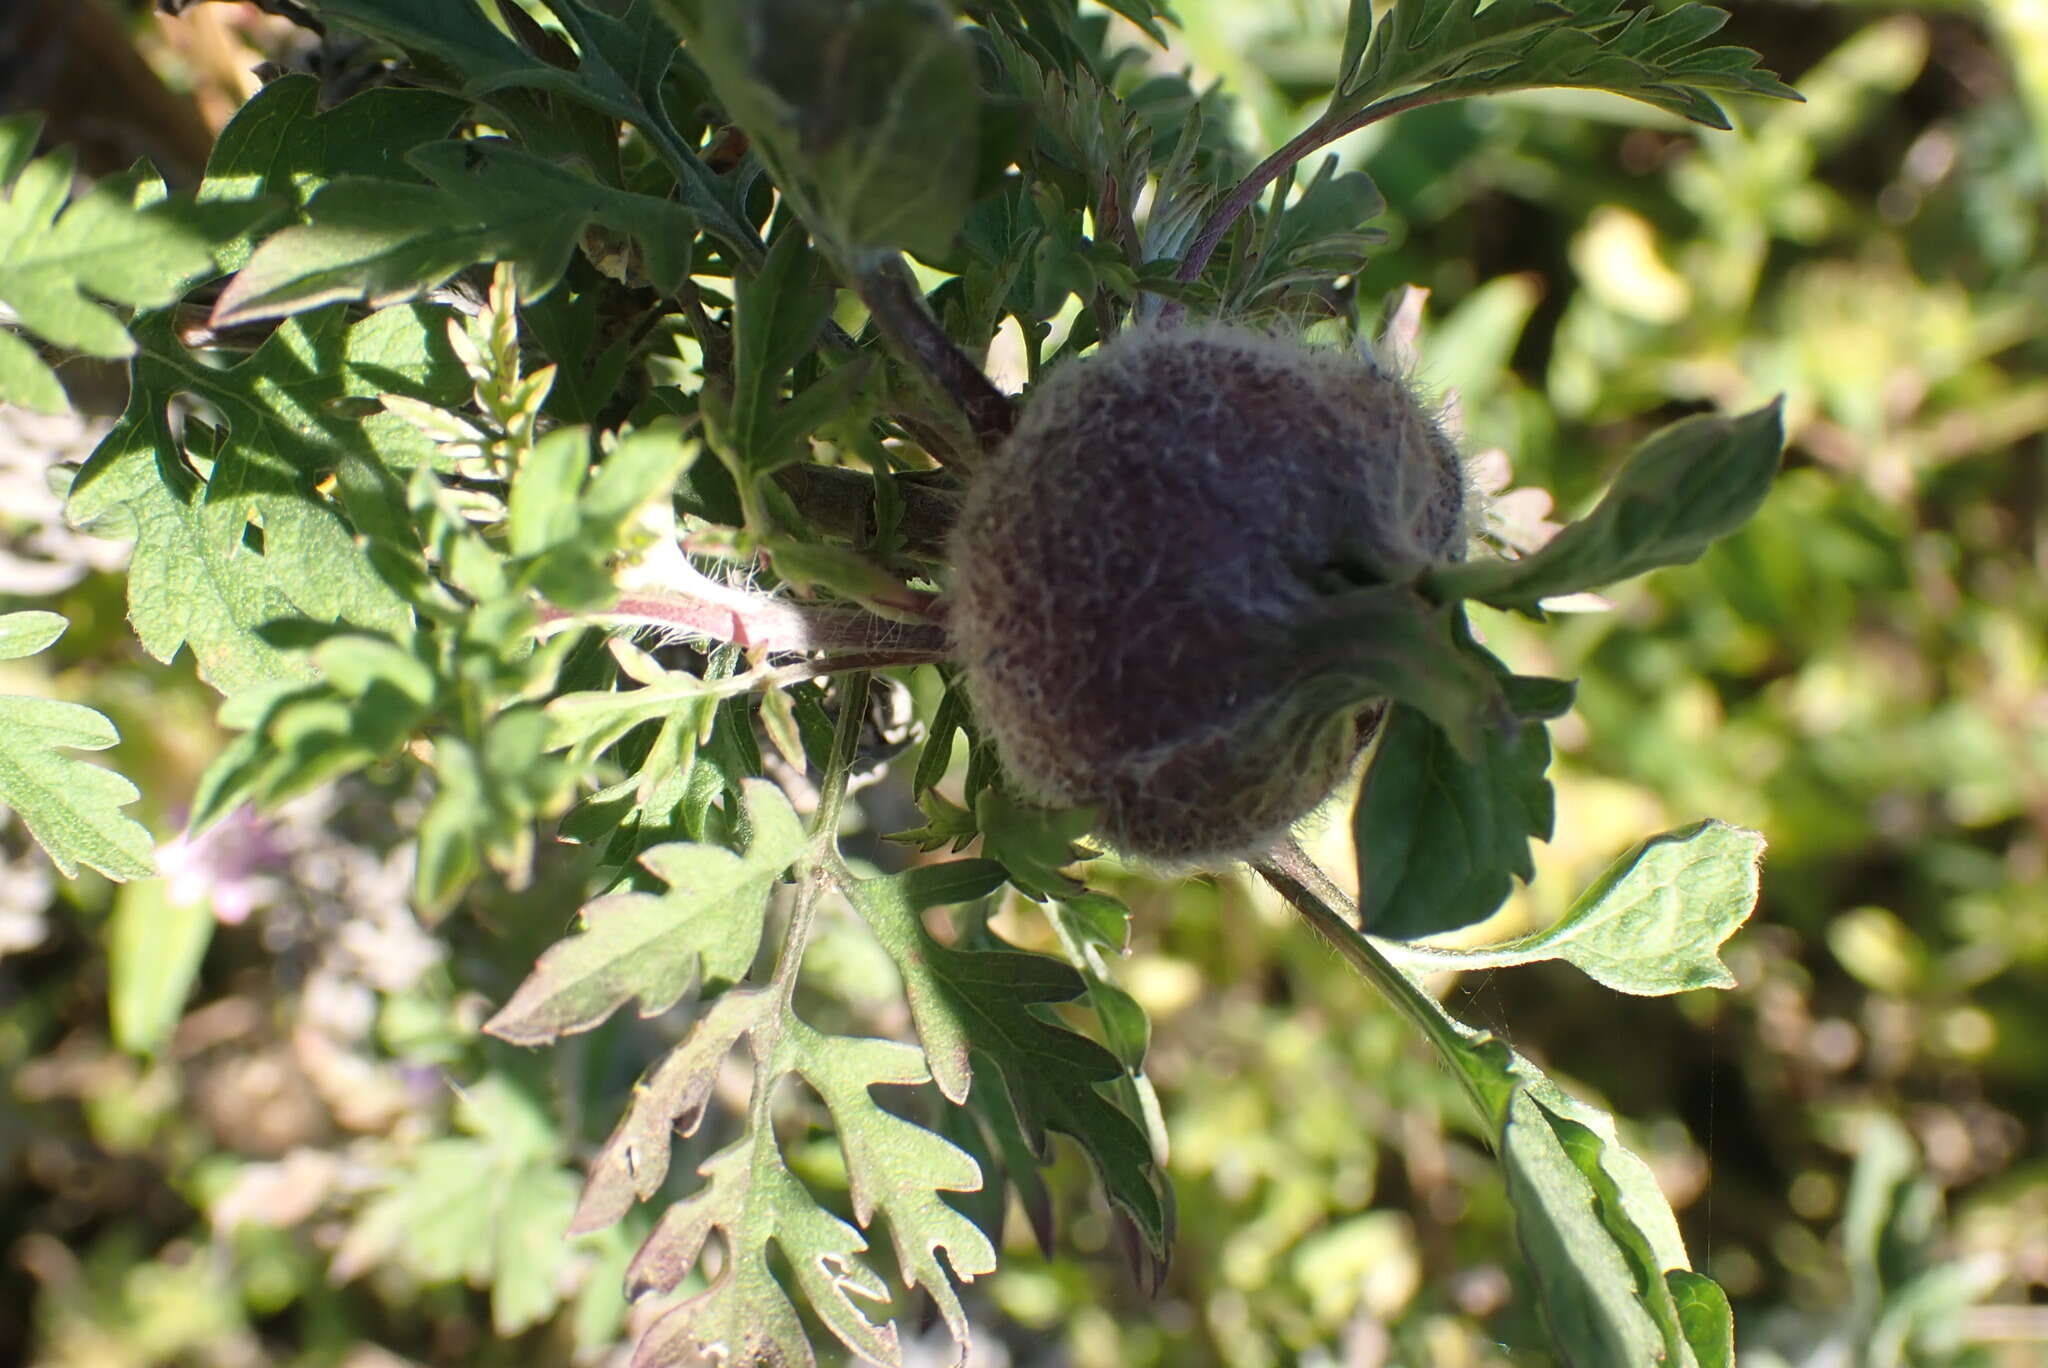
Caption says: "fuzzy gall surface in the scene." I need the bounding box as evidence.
[948,324,1468,864]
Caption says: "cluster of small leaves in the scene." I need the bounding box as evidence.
[15,0,1803,1365]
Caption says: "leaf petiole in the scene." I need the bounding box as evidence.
[1254,838,1505,1129]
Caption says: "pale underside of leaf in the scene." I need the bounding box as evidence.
[1384,819,1764,994]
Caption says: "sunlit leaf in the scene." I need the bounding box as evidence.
[0,612,155,881]
[0,114,278,413]
[484,778,806,1045]
[1384,820,1765,994]
[1428,402,1787,613]
[68,306,461,691]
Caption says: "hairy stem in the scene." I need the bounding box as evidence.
[1173,89,1465,289]
[854,256,1016,457]
[742,673,869,1182]
[773,671,870,1003]
[539,588,949,661]
[1253,839,1498,1127]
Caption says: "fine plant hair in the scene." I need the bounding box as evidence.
[950,321,1468,865]
[0,2,1805,1366]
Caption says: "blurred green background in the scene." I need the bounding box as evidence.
[2,1,2045,1364]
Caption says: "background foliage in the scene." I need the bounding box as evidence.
[0,1,2044,1365]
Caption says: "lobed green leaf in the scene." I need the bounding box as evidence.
[0,114,278,412]
[68,306,459,691]
[844,863,1171,1271]
[214,139,696,326]
[0,612,156,881]
[1337,0,1800,129]
[1354,670,1573,938]
[483,778,806,1045]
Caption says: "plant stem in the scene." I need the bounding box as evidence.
[1173,88,1467,289]
[771,464,959,560]
[772,671,870,1005]
[1253,839,1500,1127]
[742,673,868,1183]
[854,257,1016,457]
[537,568,950,659]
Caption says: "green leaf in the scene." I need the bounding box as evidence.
[789,1026,999,1352]
[187,637,441,833]
[656,0,989,259]
[974,788,1097,900]
[0,613,155,881]
[1094,0,1176,46]
[0,115,279,412]
[1383,820,1765,994]
[214,139,696,325]
[842,864,1171,1270]
[1285,895,1726,1367]
[313,0,555,93]
[572,991,768,1235]
[1501,1090,1672,1365]
[0,610,66,660]
[106,879,213,1054]
[1245,155,1385,298]
[1336,1,1799,130]
[1354,671,1573,938]
[628,1096,896,1367]
[515,421,698,608]
[724,228,836,477]
[1338,0,1575,106]
[67,306,457,691]
[314,0,762,262]
[1428,402,1787,612]
[1296,587,1504,759]
[840,861,1011,1103]
[340,1076,583,1336]
[546,661,768,764]
[1667,1270,1736,1368]
[196,75,470,271]
[1452,2,1804,128]
[0,322,66,414]
[484,779,805,1045]
[599,985,997,1364]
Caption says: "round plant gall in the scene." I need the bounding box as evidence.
[948,323,1470,866]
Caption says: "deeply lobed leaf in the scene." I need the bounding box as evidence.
[844,863,1172,1270]
[213,139,696,326]
[0,114,278,412]
[1336,0,1800,129]
[484,778,806,1045]
[0,612,156,881]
